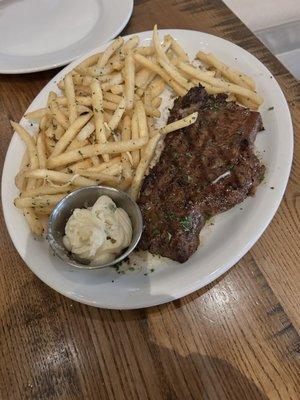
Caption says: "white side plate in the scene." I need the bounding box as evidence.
[0,0,133,73]
[2,30,293,309]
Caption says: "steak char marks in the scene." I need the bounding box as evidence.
[138,86,265,263]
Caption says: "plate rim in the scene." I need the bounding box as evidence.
[0,0,133,74]
[1,29,294,309]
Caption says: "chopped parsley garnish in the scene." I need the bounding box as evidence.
[180,215,192,232]
[210,101,220,111]
[108,203,117,212]
[113,261,122,271]
[167,212,178,221]
[152,228,160,236]
[268,106,274,111]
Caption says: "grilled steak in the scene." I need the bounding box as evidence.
[138,86,265,263]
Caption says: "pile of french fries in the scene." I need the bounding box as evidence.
[11,25,262,236]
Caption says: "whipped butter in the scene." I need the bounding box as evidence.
[63,195,132,265]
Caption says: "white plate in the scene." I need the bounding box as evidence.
[0,0,133,73]
[2,30,293,309]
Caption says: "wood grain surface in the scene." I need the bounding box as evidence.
[0,1,299,399]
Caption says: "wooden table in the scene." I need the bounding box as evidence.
[1,1,299,399]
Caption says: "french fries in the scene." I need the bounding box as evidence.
[97,37,124,67]
[135,66,155,89]
[148,77,166,97]
[130,134,161,200]
[160,112,198,134]
[36,133,47,169]
[90,80,108,162]
[12,25,262,235]
[22,184,74,198]
[50,112,92,157]
[170,36,189,62]
[15,150,30,190]
[107,97,126,132]
[67,159,93,172]
[86,163,122,176]
[23,208,44,236]
[75,53,100,71]
[87,157,121,172]
[152,25,169,63]
[111,84,124,94]
[49,98,69,129]
[15,194,65,209]
[134,53,186,96]
[11,122,39,170]
[121,116,133,177]
[196,51,255,90]
[135,101,148,144]
[64,73,77,123]
[178,62,263,107]
[131,112,140,168]
[25,108,48,121]
[22,169,97,187]
[47,138,148,169]
[77,120,95,141]
[124,50,135,109]
[121,35,140,55]
[75,170,122,186]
